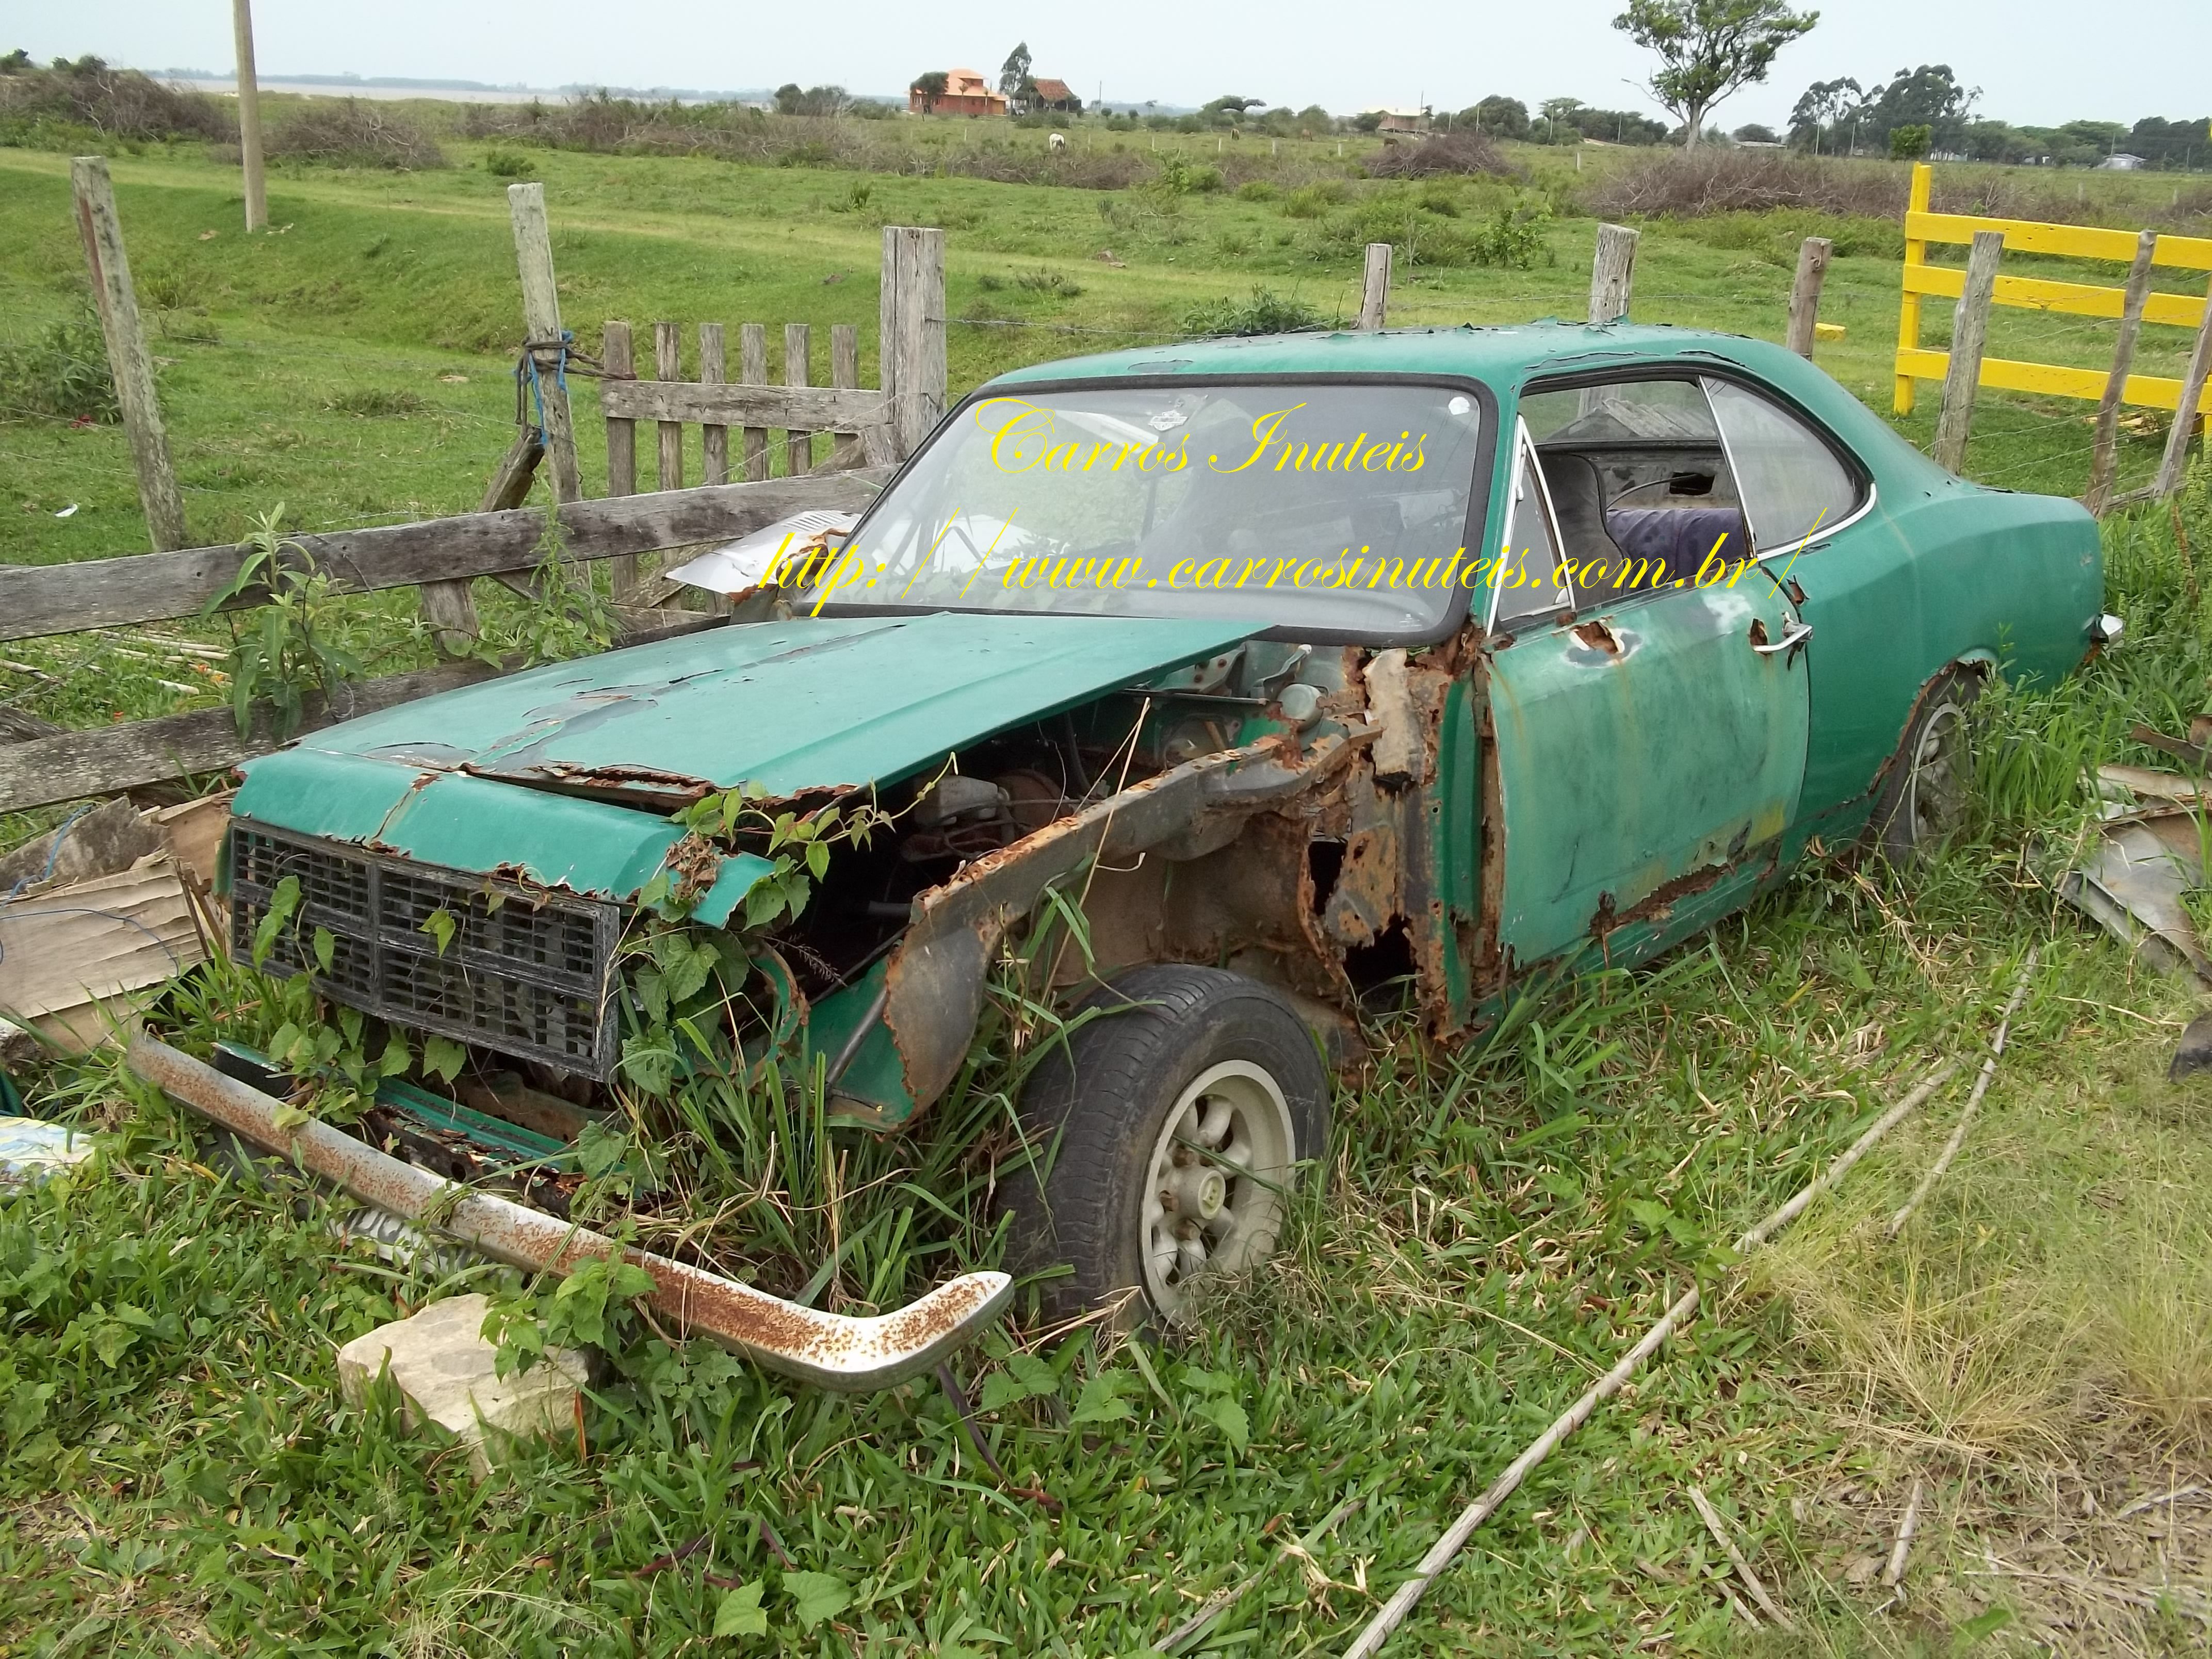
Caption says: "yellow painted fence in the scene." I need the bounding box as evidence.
[1893,161,2212,416]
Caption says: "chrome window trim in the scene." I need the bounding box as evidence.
[1487,417,1576,633]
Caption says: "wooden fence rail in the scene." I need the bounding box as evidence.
[0,471,887,814]
[0,472,889,646]
[2,187,952,817]
[1895,161,2212,418]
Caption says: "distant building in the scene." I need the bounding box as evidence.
[1030,76,1081,113]
[1371,108,1429,135]
[910,69,1006,118]
[2096,152,2147,170]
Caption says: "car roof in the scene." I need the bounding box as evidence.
[982,320,1786,392]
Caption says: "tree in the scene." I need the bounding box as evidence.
[0,48,31,75]
[1860,64,1977,154]
[910,71,947,115]
[1458,95,1530,139]
[1613,0,1819,148]
[1733,122,1778,142]
[773,82,803,116]
[1888,123,1931,160]
[1202,95,1266,121]
[998,42,1032,100]
[1540,96,1585,142]
[1788,75,1862,152]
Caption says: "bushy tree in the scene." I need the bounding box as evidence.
[998,42,1032,100]
[1861,63,1976,153]
[1732,122,1778,142]
[1455,95,1529,139]
[1888,122,1930,159]
[1787,75,1862,151]
[773,82,802,116]
[1613,0,1819,147]
[910,70,947,114]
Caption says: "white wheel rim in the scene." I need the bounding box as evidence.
[1905,701,1969,848]
[1138,1060,1297,1321]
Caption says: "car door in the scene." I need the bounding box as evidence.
[1695,373,1886,843]
[1483,373,1813,972]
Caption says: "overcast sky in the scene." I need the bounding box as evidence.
[14,1,2207,131]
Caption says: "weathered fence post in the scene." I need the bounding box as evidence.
[507,183,582,503]
[829,323,861,469]
[1358,242,1392,331]
[2086,229,2161,515]
[785,323,814,477]
[699,323,728,486]
[1588,224,1638,326]
[652,320,682,495]
[231,0,267,233]
[1786,236,1833,359]
[1932,229,2005,474]
[601,320,637,496]
[2155,276,2212,501]
[70,157,188,552]
[740,324,770,483]
[881,227,947,459]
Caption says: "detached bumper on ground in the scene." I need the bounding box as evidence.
[126,1035,1013,1392]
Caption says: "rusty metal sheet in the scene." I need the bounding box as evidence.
[128,1035,1011,1391]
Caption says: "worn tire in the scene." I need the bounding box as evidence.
[1870,667,1981,864]
[1000,965,1330,1327]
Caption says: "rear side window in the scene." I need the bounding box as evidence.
[1702,379,1862,552]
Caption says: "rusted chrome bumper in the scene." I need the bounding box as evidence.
[127,1034,1012,1391]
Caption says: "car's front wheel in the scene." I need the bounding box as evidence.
[1002,965,1329,1326]
[1872,667,1981,863]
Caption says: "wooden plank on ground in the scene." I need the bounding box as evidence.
[0,470,892,643]
[0,856,205,1051]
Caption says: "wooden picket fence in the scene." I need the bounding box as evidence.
[0,187,948,818]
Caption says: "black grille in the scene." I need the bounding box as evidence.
[227,822,620,1078]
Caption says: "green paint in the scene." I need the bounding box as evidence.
[291,611,1260,798]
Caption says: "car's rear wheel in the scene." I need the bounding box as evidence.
[1001,965,1329,1326]
[1872,667,1981,863]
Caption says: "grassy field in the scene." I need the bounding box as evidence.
[2,127,2211,1656]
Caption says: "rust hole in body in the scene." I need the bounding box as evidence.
[1748,617,1770,649]
[1572,619,1622,656]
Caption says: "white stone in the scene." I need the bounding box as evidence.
[336,1293,591,1479]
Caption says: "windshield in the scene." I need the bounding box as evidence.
[811,381,1487,637]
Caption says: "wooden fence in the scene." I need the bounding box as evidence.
[1894,161,2212,417]
[2,187,948,818]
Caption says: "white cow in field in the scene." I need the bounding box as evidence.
[1048,132,1067,153]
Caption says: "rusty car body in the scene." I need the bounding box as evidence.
[203,320,2104,1328]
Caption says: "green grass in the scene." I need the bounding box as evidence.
[3,132,2210,1655]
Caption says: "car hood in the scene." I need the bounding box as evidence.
[231,611,1260,922]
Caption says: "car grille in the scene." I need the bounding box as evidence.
[226,821,620,1079]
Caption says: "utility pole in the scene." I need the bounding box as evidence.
[232,0,267,231]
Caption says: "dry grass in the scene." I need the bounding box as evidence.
[266,100,448,171]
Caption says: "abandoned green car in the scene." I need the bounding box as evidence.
[215,320,2107,1331]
